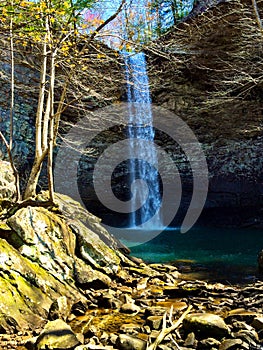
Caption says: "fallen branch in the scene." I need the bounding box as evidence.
[147,305,192,350]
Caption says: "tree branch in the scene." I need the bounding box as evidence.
[89,0,126,41]
[147,305,192,350]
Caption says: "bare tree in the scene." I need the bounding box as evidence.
[0,0,126,205]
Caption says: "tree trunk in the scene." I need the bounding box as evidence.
[23,150,48,199]
[47,50,56,203]
[23,15,48,200]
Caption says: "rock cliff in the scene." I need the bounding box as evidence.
[1,0,262,229]
[0,160,139,332]
[146,0,263,227]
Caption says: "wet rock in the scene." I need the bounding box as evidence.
[219,338,243,350]
[121,302,141,314]
[183,313,230,339]
[145,306,167,317]
[117,334,147,350]
[120,323,141,335]
[70,219,120,275]
[0,186,135,334]
[146,316,163,330]
[38,192,127,254]
[7,206,76,281]
[184,332,197,347]
[199,337,221,349]
[155,301,188,312]
[35,319,81,349]
[0,238,58,331]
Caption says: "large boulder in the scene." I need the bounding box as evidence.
[0,190,129,332]
[35,319,81,350]
[183,313,230,340]
[0,237,86,332]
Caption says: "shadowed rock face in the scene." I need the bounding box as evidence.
[1,0,263,231]
[145,0,263,228]
[56,0,263,229]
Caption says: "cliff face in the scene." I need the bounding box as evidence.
[146,0,263,227]
[0,40,123,190]
[1,0,263,228]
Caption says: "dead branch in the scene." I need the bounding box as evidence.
[146,305,193,350]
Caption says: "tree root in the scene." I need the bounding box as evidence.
[0,198,58,219]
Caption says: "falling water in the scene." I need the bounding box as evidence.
[124,52,162,228]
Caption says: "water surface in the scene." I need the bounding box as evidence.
[120,227,263,283]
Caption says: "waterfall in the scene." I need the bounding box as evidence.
[124,52,162,228]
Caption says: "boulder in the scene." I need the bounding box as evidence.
[121,302,141,315]
[48,296,72,321]
[71,219,120,275]
[7,206,76,281]
[119,323,141,335]
[0,191,130,333]
[0,237,86,332]
[35,319,81,350]
[145,306,167,317]
[183,313,230,340]
[116,334,147,350]
[146,316,163,330]
[184,332,196,347]
[37,192,129,254]
[0,160,16,204]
